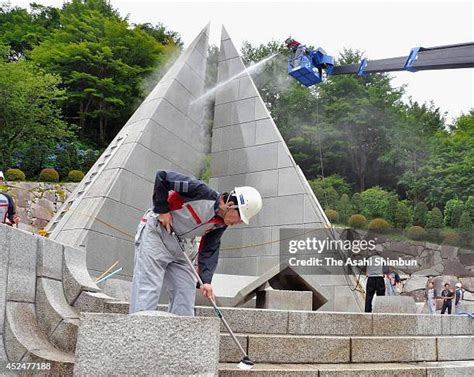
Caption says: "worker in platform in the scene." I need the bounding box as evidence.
[285,37,306,68]
[129,170,262,316]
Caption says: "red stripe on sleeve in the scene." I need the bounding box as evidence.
[185,204,202,224]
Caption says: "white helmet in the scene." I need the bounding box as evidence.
[455,282,462,288]
[233,186,262,225]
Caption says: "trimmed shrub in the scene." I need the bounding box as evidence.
[325,209,339,223]
[413,202,428,227]
[406,226,426,240]
[368,218,391,234]
[349,214,368,229]
[443,230,460,246]
[395,202,411,229]
[67,170,85,182]
[39,168,59,182]
[5,168,26,181]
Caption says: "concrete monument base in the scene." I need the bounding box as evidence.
[256,289,313,310]
[74,311,220,376]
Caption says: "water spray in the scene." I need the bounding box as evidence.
[192,53,279,104]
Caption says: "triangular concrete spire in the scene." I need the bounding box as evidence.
[210,26,362,311]
[48,24,212,279]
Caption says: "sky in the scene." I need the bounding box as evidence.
[11,0,474,122]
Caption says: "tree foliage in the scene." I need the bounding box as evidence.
[30,0,167,144]
[0,59,71,175]
[0,0,180,178]
[413,202,428,227]
[241,40,473,231]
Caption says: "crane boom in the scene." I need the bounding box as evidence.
[288,42,474,87]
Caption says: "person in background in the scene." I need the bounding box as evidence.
[364,253,386,312]
[0,171,20,226]
[384,270,396,296]
[440,283,454,314]
[455,282,464,314]
[426,280,437,315]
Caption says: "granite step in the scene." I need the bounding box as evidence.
[104,302,474,337]
[219,333,474,364]
[218,360,474,376]
[197,306,474,336]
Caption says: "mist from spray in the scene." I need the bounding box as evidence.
[192,53,279,104]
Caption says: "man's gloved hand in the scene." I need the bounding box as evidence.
[158,212,173,233]
[200,283,215,301]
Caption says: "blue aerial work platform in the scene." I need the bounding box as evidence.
[288,47,335,87]
[288,42,474,87]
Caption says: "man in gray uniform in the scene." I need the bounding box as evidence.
[130,170,262,316]
[365,253,386,312]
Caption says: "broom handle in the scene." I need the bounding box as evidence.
[171,230,248,359]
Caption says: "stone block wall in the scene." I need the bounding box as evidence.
[1,182,78,232]
[337,227,474,304]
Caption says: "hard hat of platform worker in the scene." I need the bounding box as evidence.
[223,186,262,225]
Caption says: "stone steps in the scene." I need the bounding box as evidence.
[219,333,473,364]
[105,302,474,367]
[193,306,474,336]
[105,302,474,336]
[1,225,473,375]
[218,360,474,376]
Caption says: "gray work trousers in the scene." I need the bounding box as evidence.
[129,211,196,316]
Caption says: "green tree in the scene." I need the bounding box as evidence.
[309,178,340,210]
[417,112,474,206]
[413,202,428,227]
[319,49,404,191]
[395,201,411,229]
[444,199,464,227]
[337,193,353,224]
[0,59,71,174]
[361,186,391,219]
[426,207,444,240]
[351,192,363,214]
[386,195,399,225]
[450,205,464,229]
[390,101,444,203]
[458,211,473,247]
[31,0,165,144]
[0,2,60,60]
[134,22,182,46]
[465,196,474,222]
